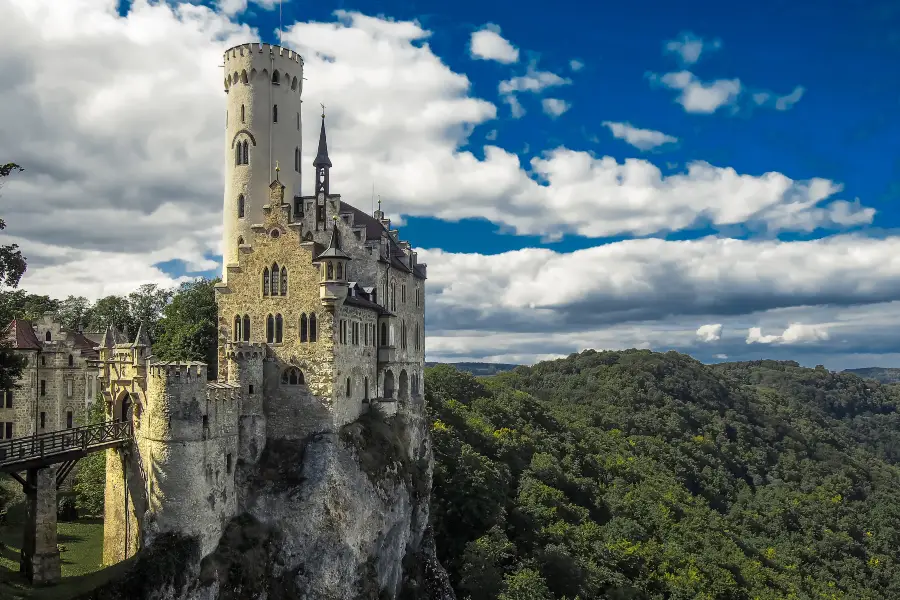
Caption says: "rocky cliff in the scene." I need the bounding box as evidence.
[79,403,455,600]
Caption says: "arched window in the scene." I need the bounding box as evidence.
[238,194,245,218]
[266,314,274,343]
[235,143,241,165]
[272,70,280,84]
[233,315,241,341]
[402,284,406,303]
[391,283,396,311]
[280,266,287,295]
[346,377,351,397]
[242,140,249,165]
[364,377,369,400]
[45,331,51,342]
[401,321,407,350]
[326,262,334,280]
[242,315,250,341]
[241,104,245,122]
[336,263,343,280]
[300,313,308,342]
[273,104,278,123]
[275,314,283,343]
[309,313,317,342]
[68,355,73,367]
[262,267,270,296]
[270,262,280,296]
[281,368,303,385]
[415,323,420,350]
[380,322,387,346]
[241,70,248,84]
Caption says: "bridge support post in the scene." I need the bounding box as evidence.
[21,466,61,586]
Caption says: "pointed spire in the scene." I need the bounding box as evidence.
[313,109,332,168]
[133,322,150,347]
[317,215,351,259]
[103,324,118,349]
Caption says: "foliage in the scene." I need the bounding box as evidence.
[0,162,26,403]
[152,277,219,371]
[74,400,107,517]
[426,350,900,599]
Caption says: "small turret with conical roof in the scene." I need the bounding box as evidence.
[318,215,350,310]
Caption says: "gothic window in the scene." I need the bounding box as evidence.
[415,287,419,307]
[68,354,73,367]
[401,321,407,350]
[238,194,245,218]
[364,323,368,346]
[272,70,280,84]
[266,314,274,343]
[346,377,351,397]
[273,104,278,123]
[233,315,241,341]
[45,331,51,342]
[380,322,387,346]
[263,267,270,296]
[270,263,280,297]
[275,314,283,343]
[391,283,396,311]
[364,377,369,400]
[415,323,420,350]
[280,266,287,295]
[336,262,343,280]
[235,143,241,165]
[281,368,303,385]
[241,104,245,122]
[242,315,250,341]
[326,262,334,280]
[309,313,317,342]
[300,313,308,342]
[242,140,249,165]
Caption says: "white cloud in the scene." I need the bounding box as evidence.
[746,323,830,345]
[498,65,571,94]
[713,354,728,359]
[485,129,498,141]
[654,70,742,113]
[602,121,678,150]
[569,59,584,72]
[218,0,283,17]
[696,324,723,342]
[664,32,721,65]
[469,24,519,64]
[503,94,526,118]
[541,98,570,118]
[775,86,805,111]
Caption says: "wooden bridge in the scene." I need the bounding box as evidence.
[0,420,132,586]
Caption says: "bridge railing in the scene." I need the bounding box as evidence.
[0,420,133,470]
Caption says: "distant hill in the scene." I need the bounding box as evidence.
[843,366,900,384]
[425,361,519,376]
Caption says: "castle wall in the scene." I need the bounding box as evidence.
[222,44,304,273]
[333,303,378,425]
[140,365,239,558]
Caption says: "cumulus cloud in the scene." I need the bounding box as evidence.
[498,65,571,94]
[746,323,830,345]
[696,324,723,342]
[541,98,570,118]
[651,71,742,113]
[602,121,678,150]
[218,0,282,17]
[664,32,721,65]
[569,59,584,72]
[469,24,519,64]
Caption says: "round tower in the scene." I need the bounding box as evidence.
[222,43,304,276]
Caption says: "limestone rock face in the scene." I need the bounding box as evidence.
[80,404,455,600]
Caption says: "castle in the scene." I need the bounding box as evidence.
[93,43,427,564]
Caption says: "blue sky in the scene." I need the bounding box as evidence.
[3,0,900,367]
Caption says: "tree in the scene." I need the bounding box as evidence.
[127,283,173,342]
[74,399,107,516]
[56,294,92,331]
[0,162,27,391]
[0,289,60,326]
[153,278,220,374]
[86,294,135,335]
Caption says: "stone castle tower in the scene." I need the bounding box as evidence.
[98,42,427,566]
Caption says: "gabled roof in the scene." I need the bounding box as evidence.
[5,319,41,350]
[317,220,351,260]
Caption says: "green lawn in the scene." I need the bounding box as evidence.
[0,501,130,600]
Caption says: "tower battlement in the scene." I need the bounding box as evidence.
[148,361,207,382]
[224,43,303,64]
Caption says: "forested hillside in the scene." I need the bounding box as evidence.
[425,362,520,376]
[425,351,900,599]
[842,366,900,384]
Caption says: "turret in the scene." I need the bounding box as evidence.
[318,215,351,311]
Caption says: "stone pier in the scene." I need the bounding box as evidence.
[20,466,61,585]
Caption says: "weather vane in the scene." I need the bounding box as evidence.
[320,103,326,118]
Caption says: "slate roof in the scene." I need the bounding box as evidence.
[4,319,41,350]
